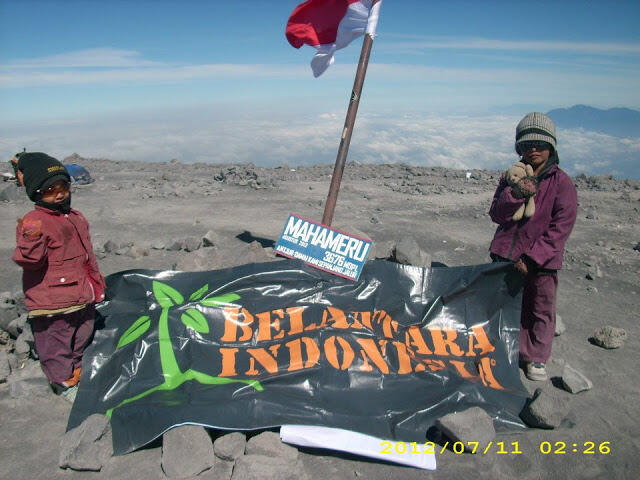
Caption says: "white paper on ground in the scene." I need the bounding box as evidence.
[279,425,436,470]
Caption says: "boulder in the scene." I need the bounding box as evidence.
[394,236,431,267]
[520,388,570,429]
[0,184,26,202]
[59,414,112,471]
[245,431,298,461]
[373,240,396,260]
[161,425,214,478]
[213,431,246,461]
[435,407,495,452]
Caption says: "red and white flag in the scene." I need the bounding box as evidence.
[286,0,382,77]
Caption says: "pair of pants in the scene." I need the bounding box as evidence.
[29,305,95,384]
[519,272,558,363]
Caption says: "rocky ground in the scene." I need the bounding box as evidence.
[1,154,639,479]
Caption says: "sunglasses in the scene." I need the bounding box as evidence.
[40,181,71,195]
[519,141,551,152]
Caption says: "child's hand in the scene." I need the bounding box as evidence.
[17,218,43,239]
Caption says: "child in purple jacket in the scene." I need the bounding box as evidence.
[489,113,577,381]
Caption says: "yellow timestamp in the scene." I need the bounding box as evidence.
[379,441,612,455]
[539,441,611,455]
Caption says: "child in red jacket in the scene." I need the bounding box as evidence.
[12,152,105,399]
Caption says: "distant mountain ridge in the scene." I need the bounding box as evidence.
[547,105,640,138]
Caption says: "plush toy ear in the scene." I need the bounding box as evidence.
[516,162,526,169]
[525,164,534,176]
[524,197,536,217]
[512,203,525,221]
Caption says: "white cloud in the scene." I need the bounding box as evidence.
[7,48,165,68]
[381,36,640,56]
[2,109,637,179]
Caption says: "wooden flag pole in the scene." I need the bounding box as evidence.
[321,10,378,226]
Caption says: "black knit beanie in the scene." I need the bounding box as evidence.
[17,152,71,201]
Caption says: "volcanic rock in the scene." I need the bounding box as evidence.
[591,326,627,349]
[59,414,113,471]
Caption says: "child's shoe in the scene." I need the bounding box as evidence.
[61,368,82,388]
[50,368,83,395]
[526,362,548,381]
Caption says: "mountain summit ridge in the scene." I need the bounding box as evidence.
[547,105,640,138]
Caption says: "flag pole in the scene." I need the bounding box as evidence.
[321,1,380,226]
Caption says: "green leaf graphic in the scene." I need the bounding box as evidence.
[200,293,241,307]
[189,284,209,302]
[153,280,184,308]
[181,308,210,334]
[117,315,151,348]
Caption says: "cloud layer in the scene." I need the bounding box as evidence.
[2,109,638,179]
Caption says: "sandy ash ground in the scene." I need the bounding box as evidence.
[0,154,639,479]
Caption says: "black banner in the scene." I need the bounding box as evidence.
[68,259,528,455]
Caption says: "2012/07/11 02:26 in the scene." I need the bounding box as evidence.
[539,441,611,455]
[379,441,612,455]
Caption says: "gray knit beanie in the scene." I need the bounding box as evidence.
[515,112,557,155]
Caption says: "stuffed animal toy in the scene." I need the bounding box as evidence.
[502,162,537,221]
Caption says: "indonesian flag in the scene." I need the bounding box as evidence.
[286,0,382,77]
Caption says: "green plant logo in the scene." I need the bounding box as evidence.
[106,280,263,417]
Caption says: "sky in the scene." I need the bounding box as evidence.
[1,0,639,178]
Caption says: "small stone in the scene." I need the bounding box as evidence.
[59,414,113,471]
[373,240,396,260]
[151,240,166,250]
[162,426,214,478]
[183,237,202,252]
[634,241,640,252]
[103,240,119,253]
[166,240,184,251]
[245,431,298,460]
[520,388,570,429]
[561,363,593,394]
[14,334,31,362]
[214,432,246,461]
[6,313,28,338]
[435,407,496,452]
[6,352,18,371]
[0,349,10,382]
[202,230,219,247]
[591,326,627,349]
[370,216,380,224]
[555,314,566,336]
[394,236,431,267]
[126,245,150,259]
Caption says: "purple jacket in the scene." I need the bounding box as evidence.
[489,164,577,270]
